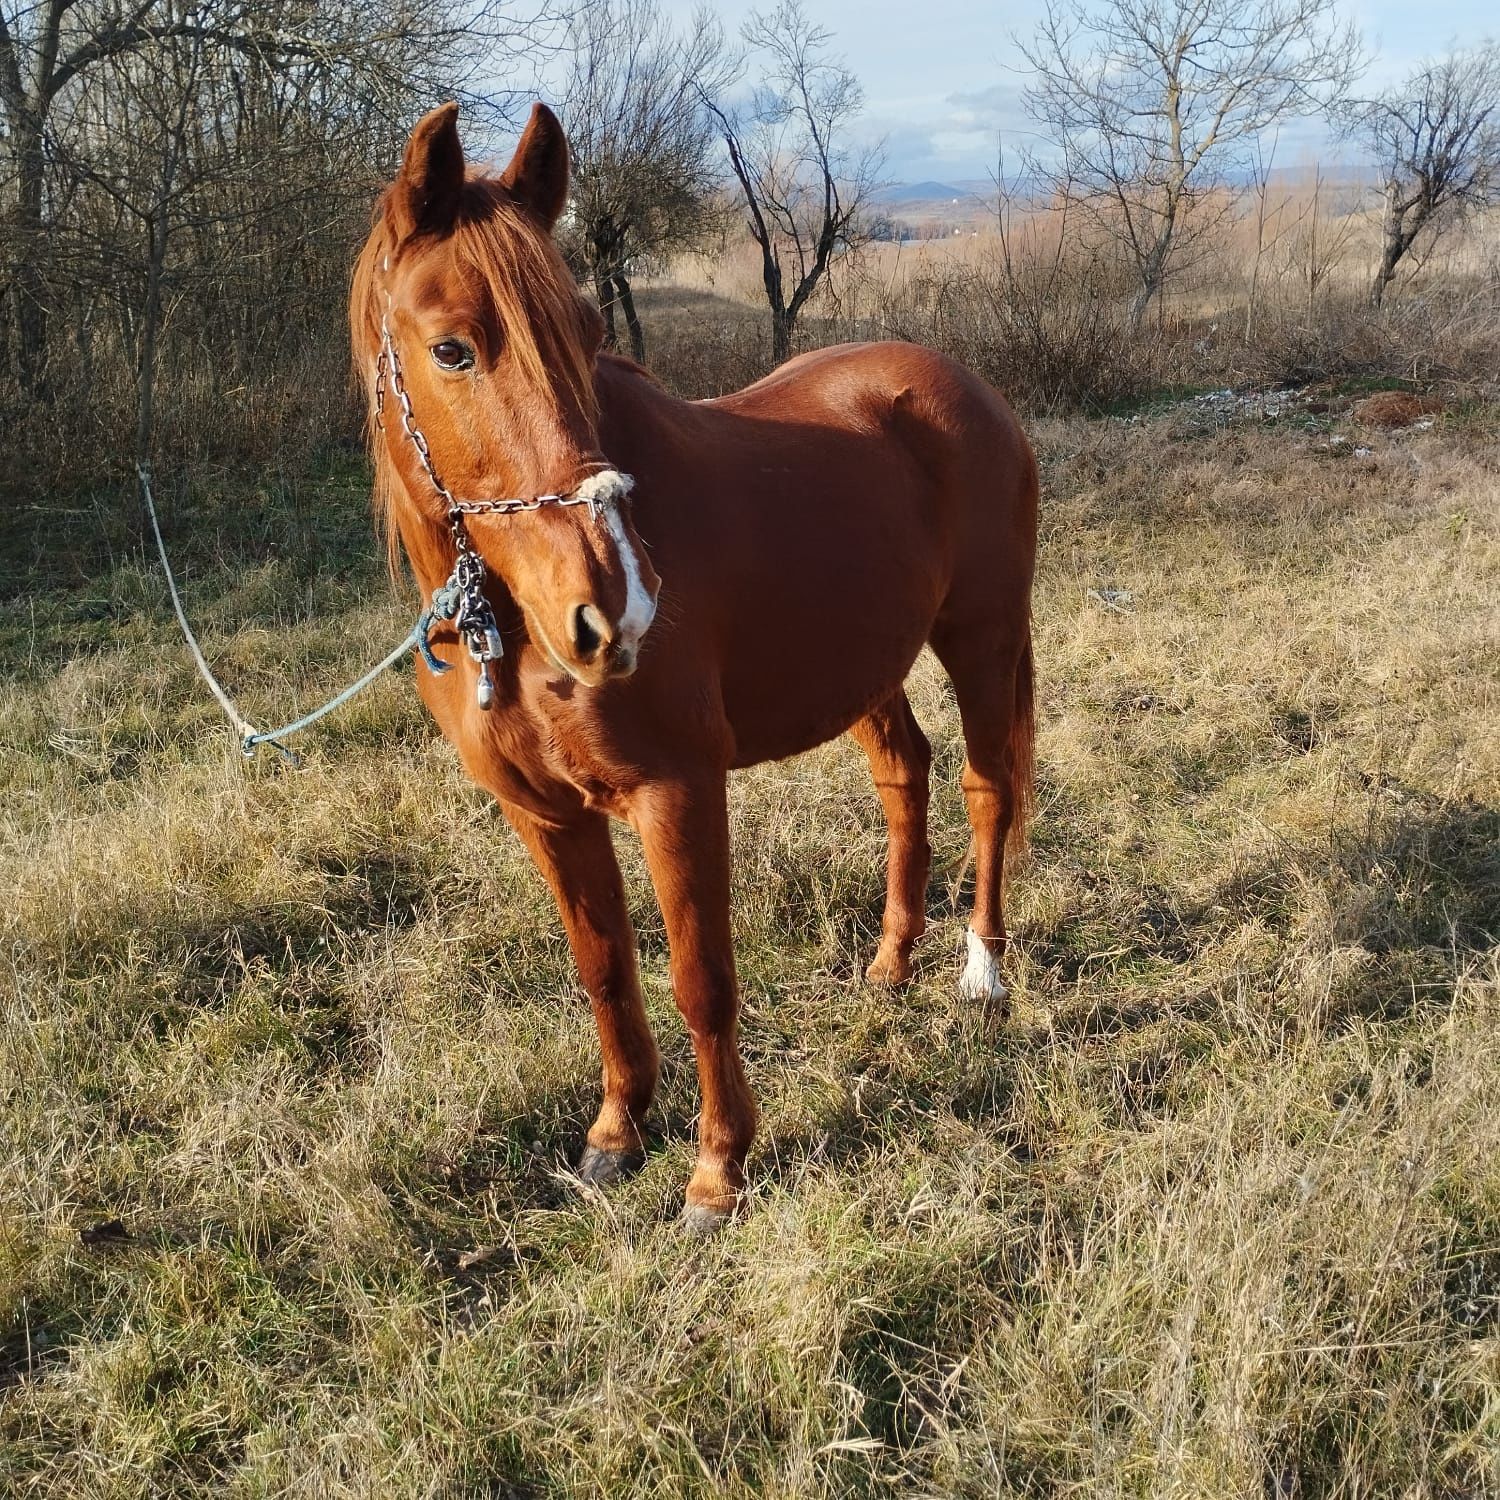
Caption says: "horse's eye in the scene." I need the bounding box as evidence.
[430,339,474,372]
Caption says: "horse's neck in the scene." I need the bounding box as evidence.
[594,353,684,448]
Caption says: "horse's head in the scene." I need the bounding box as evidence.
[356,102,658,685]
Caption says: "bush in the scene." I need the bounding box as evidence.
[872,254,1158,414]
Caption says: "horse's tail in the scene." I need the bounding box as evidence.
[1006,630,1036,865]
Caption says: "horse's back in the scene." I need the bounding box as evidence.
[706,339,1037,600]
[705,340,1020,452]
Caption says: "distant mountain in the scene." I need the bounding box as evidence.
[873,180,967,205]
[876,163,1375,206]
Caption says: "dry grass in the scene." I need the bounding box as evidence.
[2,395,1497,1497]
[647,199,1500,411]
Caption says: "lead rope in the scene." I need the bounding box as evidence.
[138,462,422,767]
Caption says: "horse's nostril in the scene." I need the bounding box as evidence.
[571,602,609,661]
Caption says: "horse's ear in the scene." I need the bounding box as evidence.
[499,102,569,230]
[389,102,465,241]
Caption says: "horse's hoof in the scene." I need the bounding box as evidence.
[865,948,913,987]
[679,1202,730,1236]
[576,1145,638,1187]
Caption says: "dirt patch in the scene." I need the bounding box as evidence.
[1352,391,1444,428]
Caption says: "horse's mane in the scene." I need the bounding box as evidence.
[350,172,600,577]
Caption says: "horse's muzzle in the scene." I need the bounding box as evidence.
[566,600,645,682]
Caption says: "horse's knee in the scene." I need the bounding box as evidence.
[670,954,738,1034]
[575,947,638,1007]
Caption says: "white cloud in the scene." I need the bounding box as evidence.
[647,0,1496,182]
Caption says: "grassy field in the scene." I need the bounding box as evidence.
[2,391,1497,1497]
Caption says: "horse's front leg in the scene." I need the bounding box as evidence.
[500,801,658,1183]
[635,777,756,1230]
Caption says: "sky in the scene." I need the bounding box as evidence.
[649,0,1497,185]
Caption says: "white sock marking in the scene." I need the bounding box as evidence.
[959,927,1009,1003]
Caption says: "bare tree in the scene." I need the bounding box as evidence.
[0,0,540,399]
[59,2,264,469]
[1243,129,1289,345]
[699,0,881,364]
[1020,0,1363,332]
[559,0,727,363]
[105,13,210,469]
[1344,44,1500,309]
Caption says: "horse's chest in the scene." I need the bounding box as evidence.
[530,703,634,817]
[420,660,633,819]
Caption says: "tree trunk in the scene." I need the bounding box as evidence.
[1370,225,1419,310]
[771,305,791,364]
[612,272,645,364]
[136,199,169,469]
[1127,210,1177,335]
[594,268,619,349]
[1368,181,1431,311]
[137,91,193,475]
[1370,180,1402,309]
[1128,243,1167,333]
[752,234,790,365]
[1307,174,1321,320]
[11,123,52,399]
[1127,278,1155,334]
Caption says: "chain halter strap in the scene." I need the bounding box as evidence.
[374,293,632,710]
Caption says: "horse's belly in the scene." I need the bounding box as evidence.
[713,514,946,765]
[721,613,931,767]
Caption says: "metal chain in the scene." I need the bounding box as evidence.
[451,494,600,516]
[378,315,455,507]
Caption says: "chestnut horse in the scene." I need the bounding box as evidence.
[352,102,1037,1229]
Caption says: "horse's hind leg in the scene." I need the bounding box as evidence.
[850,690,932,986]
[929,623,1034,1006]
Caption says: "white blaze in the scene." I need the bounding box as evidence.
[574,468,656,646]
